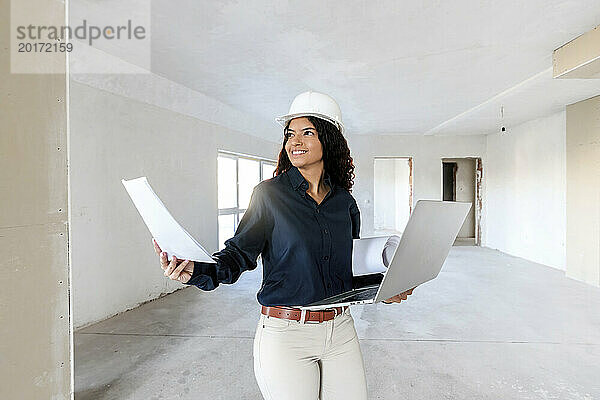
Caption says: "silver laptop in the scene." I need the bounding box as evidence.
[299,200,472,310]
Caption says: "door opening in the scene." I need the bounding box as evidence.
[442,162,457,201]
[441,158,482,246]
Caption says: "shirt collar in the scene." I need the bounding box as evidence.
[286,166,334,191]
[287,166,306,190]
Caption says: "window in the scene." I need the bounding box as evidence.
[217,152,276,249]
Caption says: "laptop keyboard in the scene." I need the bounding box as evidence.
[307,285,380,307]
[338,286,379,302]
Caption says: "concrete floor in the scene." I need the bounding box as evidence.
[75,247,600,399]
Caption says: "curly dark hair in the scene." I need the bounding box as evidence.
[274,116,355,191]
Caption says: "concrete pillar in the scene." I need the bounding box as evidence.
[0,0,71,398]
[566,95,600,286]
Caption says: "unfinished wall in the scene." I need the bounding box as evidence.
[394,160,411,230]
[486,111,566,270]
[373,158,411,233]
[70,81,280,328]
[566,96,600,286]
[374,159,398,231]
[0,0,71,397]
[349,134,487,239]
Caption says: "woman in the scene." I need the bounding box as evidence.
[153,91,414,399]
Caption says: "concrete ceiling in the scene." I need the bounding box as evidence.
[149,1,600,139]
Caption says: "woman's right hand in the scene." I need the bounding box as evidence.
[152,238,194,283]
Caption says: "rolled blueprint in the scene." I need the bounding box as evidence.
[352,235,401,276]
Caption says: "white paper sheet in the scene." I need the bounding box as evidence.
[352,235,401,276]
[122,177,216,263]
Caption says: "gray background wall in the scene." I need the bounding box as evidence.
[486,111,567,270]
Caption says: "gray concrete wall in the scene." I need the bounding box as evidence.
[486,112,567,271]
[566,96,600,286]
[373,159,399,231]
[348,134,487,239]
[70,81,280,328]
[373,158,411,233]
[0,0,71,397]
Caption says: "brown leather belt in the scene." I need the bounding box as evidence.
[261,305,349,324]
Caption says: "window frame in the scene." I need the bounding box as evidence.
[217,151,276,244]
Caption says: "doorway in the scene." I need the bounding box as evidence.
[441,158,482,245]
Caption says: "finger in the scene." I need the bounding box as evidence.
[164,256,177,276]
[388,296,400,303]
[170,260,190,280]
[183,260,194,272]
[153,238,162,254]
[179,271,192,283]
[160,252,168,270]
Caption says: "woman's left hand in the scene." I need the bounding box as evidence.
[383,287,416,304]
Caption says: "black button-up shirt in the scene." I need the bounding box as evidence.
[185,166,361,307]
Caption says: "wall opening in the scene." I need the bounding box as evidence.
[441,157,482,246]
[374,157,413,235]
[442,162,457,201]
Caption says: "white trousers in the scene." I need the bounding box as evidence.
[253,307,368,400]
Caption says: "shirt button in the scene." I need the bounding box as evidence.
[324,229,328,234]
[323,255,329,260]
[316,209,320,213]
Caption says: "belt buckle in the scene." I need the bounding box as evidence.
[300,309,321,324]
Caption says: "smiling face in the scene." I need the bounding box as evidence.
[284,117,324,170]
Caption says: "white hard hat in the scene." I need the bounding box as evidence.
[275,90,345,135]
